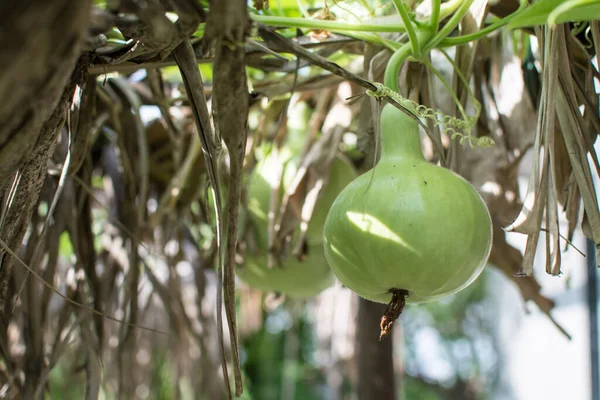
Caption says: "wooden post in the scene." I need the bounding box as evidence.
[356,296,397,400]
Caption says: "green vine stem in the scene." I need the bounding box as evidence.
[254,0,508,148]
[251,0,528,51]
[393,0,421,58]
[380,0,493,149]
[383,0,476,91]
[350,33,401,51]
[440,0,527,47]
[424,0,475,52]
[384,29,433,92]
[438,48,478,106]
[422,57,469,122]
[430,0,441,32]
[250,14,407,33]
[251,0,465,39]
[421,57,492,148]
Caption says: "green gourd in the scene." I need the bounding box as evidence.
[238,144,357,297]
[323,104,492,334]
[237,250,334,298]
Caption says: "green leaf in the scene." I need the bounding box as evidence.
[508,0,600,28]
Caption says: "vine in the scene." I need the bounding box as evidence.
[253,0,534,148]
[366,82,493,149]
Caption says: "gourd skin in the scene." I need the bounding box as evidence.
[323,104,492,304]
[238,252,334,298]
[238,152,356,297]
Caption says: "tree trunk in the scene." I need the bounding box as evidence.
[356,296,397,400]
[0,0,90,187]
[0,1,91,308]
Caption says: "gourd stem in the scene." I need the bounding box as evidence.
[379,288,409,341]
[384,28,434,91]
[383,42,412,92]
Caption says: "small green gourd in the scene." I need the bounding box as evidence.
[238,144,357,297]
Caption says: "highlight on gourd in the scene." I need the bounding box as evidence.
[323,102,493,339]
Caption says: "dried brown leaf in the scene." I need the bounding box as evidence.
[173,37,233,395]
[546,154,562,275]
[206,0,251,395]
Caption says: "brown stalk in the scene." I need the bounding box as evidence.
[173,36,231,396]
[546,125,562,276]
[68,74,97,176]
[109,76,148,397]
[206,0,250,395]
[72,163,105,351]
